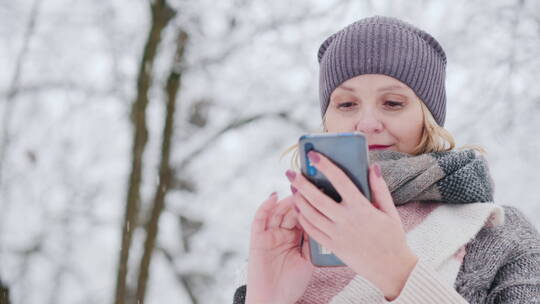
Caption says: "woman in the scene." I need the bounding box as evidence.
[233,15,540,303]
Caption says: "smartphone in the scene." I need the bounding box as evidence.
[298,131,371,267]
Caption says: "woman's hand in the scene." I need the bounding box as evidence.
[246,193,315,304]
[287,151,418,301]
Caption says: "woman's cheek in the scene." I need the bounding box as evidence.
[326,114,355,132]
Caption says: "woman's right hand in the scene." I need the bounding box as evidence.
[246,192,315,304]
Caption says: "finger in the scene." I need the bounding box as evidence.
[306,151,370,207]
[297,211,332,249]
[287,170,341,222]
[267,195,294,229]
[280,207,299,230]
[301,231,311,260]
[293,192,334,233]
[369,164,399,219]
[252,192,279,234]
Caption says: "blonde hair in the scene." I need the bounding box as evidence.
[280,100,486,171]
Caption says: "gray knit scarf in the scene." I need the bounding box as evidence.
[368,149,495,205]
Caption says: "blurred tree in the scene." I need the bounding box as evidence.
[0,279,10,304]
[113,0,175,303]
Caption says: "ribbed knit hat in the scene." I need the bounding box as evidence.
[318,15,447,126]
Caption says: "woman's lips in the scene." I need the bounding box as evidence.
[369,145,392,150]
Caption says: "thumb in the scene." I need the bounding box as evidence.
[369,163,399,219]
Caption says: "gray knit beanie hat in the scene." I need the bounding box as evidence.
[318,15,447,126]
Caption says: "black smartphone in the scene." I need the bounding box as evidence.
[298,131,371,267]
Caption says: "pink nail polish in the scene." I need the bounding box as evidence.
[295,205,300,213]
[290,185,297,194]
[269,191,277,197]
[285,170,296,181]
[374,164,382,177]
[307,151,320,163]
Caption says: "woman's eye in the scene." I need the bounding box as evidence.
[338,102,356,109]
[385,101,404,108]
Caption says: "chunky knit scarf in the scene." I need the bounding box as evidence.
[367,148,495,205]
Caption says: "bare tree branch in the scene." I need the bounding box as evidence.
[133,28,188,304]
[499,0,525,135]
[173,111,310,174]
[453,0,526,139]
[0,0,42,241]
[0,82,124,99]
[113,1,176,303]
[10,234,44,304]
[189,0,352,70]
[156,246,202,304]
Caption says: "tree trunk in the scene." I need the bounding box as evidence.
[133,28,188,304]
[0,279,10,304]
[113,1,175,304]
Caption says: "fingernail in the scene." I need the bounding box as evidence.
[294,205,300,213]
[374,164,381,177]
[290,185,297,194]
[307,151,320,163]
[269,191,277,197]
[285,169,296,182]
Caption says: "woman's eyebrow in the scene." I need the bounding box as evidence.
[337,84,355,92]
[377,84,407,92]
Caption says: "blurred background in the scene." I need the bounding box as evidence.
[1,0,540,303]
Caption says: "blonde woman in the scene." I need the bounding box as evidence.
[233,16,540,303]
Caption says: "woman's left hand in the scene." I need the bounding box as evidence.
[287,150,418,301]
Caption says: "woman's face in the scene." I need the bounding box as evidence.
[325,74,424,154]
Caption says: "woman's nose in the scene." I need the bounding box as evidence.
[354,113,383,134]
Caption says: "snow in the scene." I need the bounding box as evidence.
[1,0,539,303]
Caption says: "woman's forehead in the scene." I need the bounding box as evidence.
[334,75,413,96]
